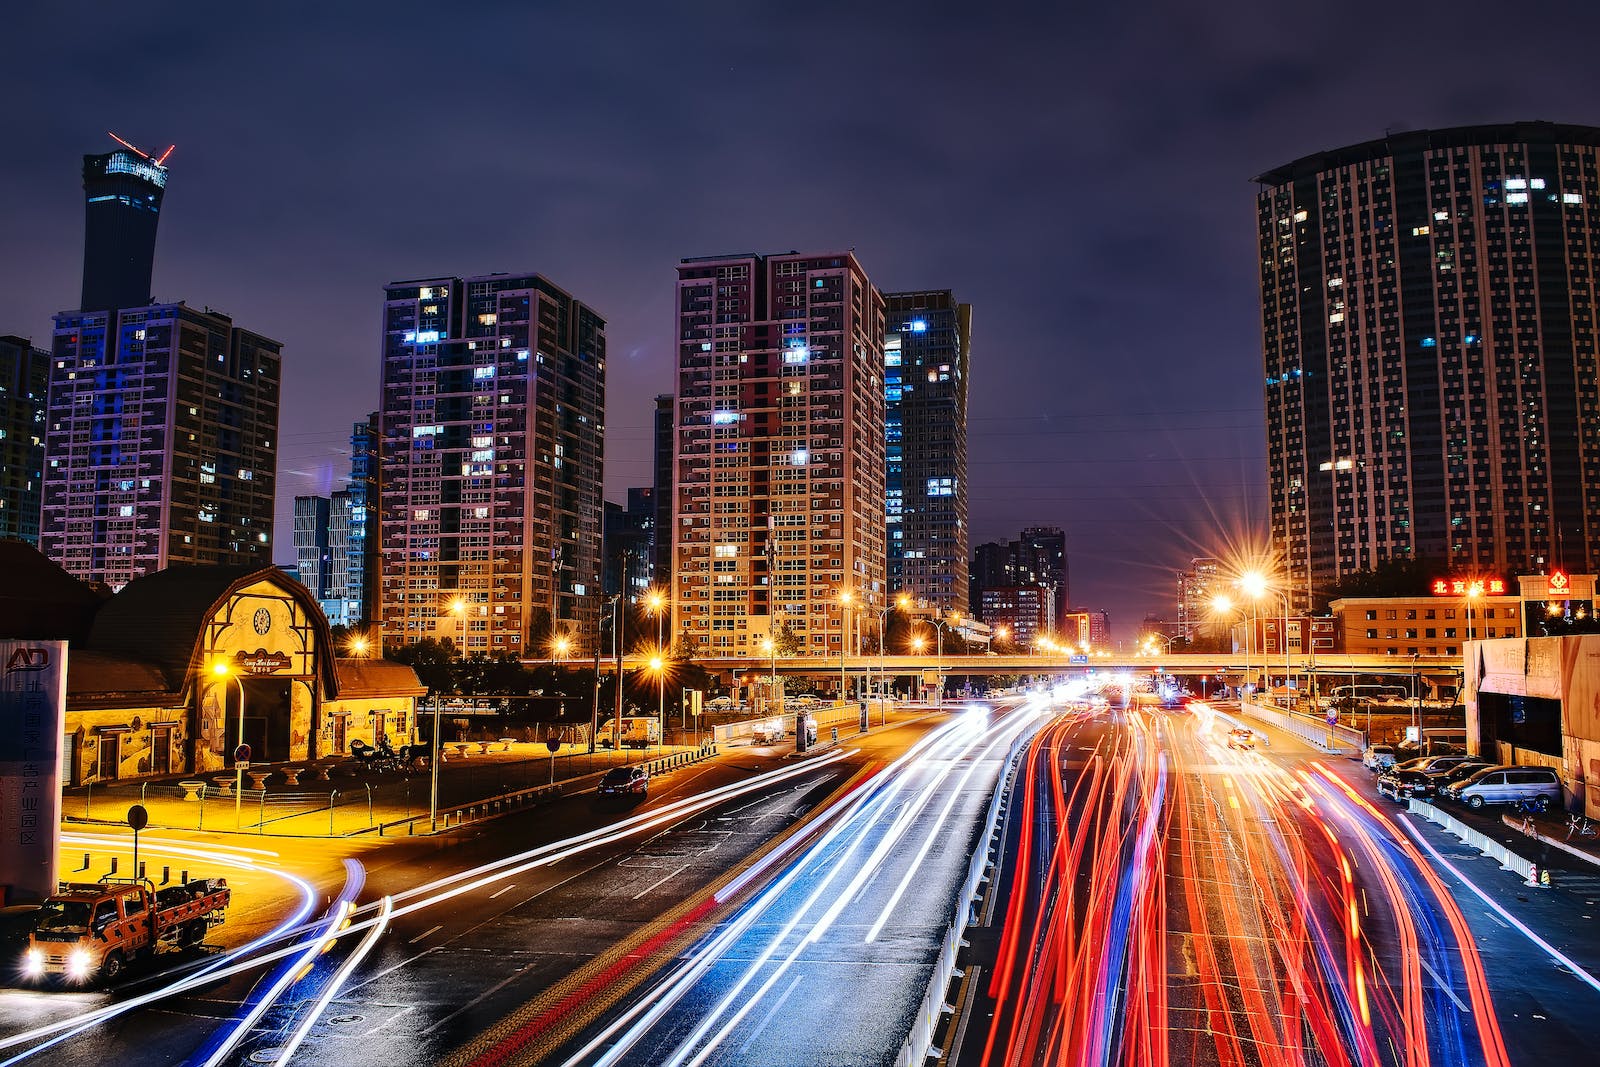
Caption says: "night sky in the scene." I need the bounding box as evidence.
[6,2,1598,639]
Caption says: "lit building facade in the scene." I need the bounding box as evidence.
[1328,594,1522,657]
[602,488,656,598]
[1176,556,1221,640]
[43,303,281,587]
[672,251,886,656]
[292,495,332,600]
[1257,122,1600,611]
[378,274,605,655]
[884,291,971,616]
[652,393,674,586]
[970,527,1069,624]
[0,335,49,544]
[980,584,1055,647]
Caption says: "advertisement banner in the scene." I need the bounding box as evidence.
[1561,635,1600,744]
[0,640,67,904]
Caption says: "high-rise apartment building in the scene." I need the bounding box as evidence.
[0,336,49,544]
[293,495,332,599]
[81,139,170,313]
[1256,122,1600,608]
[672,251,886,656]
[651,393,674,585]
[970,527,1069,623]
[43,304,280,587]
[378,274,606,655]
[884,291,971,616]
[1176,556,1221,640]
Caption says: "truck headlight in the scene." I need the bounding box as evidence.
[23,948,43,977]
[67,947,92,980]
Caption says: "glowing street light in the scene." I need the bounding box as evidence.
[345,633,371,658]
[552,634,572,661]
[837,588,855,703]
[210,661,246,830]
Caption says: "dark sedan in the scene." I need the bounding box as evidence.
[1377,768,1436,802]
[597,765,649,798]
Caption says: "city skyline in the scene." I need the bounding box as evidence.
[6,5,1600,633]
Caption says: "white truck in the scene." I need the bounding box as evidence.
[597,716,661,749]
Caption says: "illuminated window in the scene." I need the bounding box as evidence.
[1328,312,1344,324]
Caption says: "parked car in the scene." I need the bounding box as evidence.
[1440,766,1561,810]
[597,765,649,799]
[1362,745,1398,772]
[1377,769,1437,802]
[1390,754,1471,777]
[1426,760,1494,789]
[1226,728,1256,750]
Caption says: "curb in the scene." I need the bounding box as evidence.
[1500,812,1600,872]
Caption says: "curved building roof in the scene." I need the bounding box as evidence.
[1254,120,1600,186]
[86,565,338,694]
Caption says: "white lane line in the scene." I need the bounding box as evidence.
[408,924,443,945]
[489,883,518,899]
[738,974,802,1055]
[1419,957,1471,1012]
[634,863,690,900]
[359,1004,416,1038]
[1403,815,1600,994]
[419,962,535,1036]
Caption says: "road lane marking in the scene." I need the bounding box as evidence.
[409,924,443,944]
[360,1004,416,1037]
[1419,957,1470,1012]
[420,961,536,1036]
[634,863,690,900]
[738,974,803,1054]
[489,883,517,899]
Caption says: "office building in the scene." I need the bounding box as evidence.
[980,584,1055,647]
[1256,122,1600,609]
[328,414,379,630]
[672,251,886,656]
[292,494,332,600]
[884,290,971,616]
[1176,556,1221,640]
[43,303,281,587]
[0,335,49,544]
[970,527,1069,623]
[80,138,170,314]
[602,488,656,598]
[378,274,606,655]
[652,393,674,585]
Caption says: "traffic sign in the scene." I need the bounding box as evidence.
[126,804,148,832]
[1325,712,1338,726]
[234,743,251,763]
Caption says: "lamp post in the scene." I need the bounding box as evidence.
[646,589,667,729]
[433,596,467,831]
[1465,581,1484,643]
[1211,594,1244,702]
[648,655,665,756]
[763,634,778,718]
[837,589,854,705]
[210,661,246,830]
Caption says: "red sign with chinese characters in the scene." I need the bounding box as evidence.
[1430,577,1505,596]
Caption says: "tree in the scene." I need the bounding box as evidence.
[771,620,802,656]
[388,638,459,694]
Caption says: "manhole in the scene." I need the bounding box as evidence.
[328,1014,366,1025]
[249,1049,284,1064]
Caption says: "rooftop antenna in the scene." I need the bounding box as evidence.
[107,131,174,166]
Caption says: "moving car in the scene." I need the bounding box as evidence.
[1362,745,1398,772]
[1226,728,1256,750]
[1376,769,1436,802]
[597,765,649,798]
[1440,765,1561,810]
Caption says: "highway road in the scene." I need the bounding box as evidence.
[0,713,963,1066]
[952,700,1600,1065]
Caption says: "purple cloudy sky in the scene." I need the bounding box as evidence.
[4,2,1598,637]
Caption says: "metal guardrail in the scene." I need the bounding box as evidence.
[897,723,1039,1067]
[1239,699,1367,752]
[1409,797,1536,881]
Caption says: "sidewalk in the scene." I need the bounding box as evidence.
[63,740,718,839]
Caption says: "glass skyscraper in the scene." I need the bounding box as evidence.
[80,141,170,313]
[1257,122,1600,607]
[884,291,971,616]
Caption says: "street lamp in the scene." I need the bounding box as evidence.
[1211,594,1244,700]
[345,633,372,659]
[645,588,667,731]
[210,661,246,830]
[837,589,854,704]
[648,654,665,755]
[1465,580,1485,643]
[762,634,779,718]
[433,596,469,831]
[1241,571,1290,706]
[552,634,572,662]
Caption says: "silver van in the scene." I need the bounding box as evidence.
[1444,766,1562,811]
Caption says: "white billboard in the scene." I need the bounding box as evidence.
[0,640,67,904]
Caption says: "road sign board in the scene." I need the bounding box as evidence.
[1070,654,1088,665]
